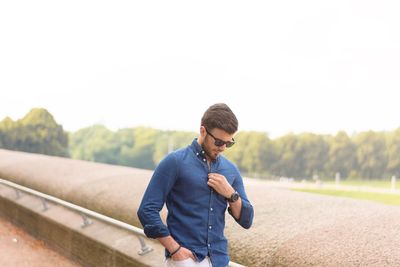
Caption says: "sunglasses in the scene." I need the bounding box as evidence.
[205,128,235,148]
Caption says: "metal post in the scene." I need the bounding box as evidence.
[81,213,93,228]
[0,178,158,258]
[391,176,396,192]
[313,174,321,188]
[335,172,341,188]
[137,236,153,255]
[41,198,49,211]
[15,189,21,199]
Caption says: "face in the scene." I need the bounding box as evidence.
[200,127,235,161]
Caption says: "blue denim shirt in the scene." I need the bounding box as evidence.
[137,139,254,267]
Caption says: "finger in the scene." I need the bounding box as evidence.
[214,175,223,181]
[209,173,220,178]
[208,176,217,182]
[207,178,217,184]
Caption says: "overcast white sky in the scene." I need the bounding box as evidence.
[1,1,399,137]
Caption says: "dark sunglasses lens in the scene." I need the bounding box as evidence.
[214,139,235,147]
[214,140,225,147]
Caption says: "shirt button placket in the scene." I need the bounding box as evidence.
[207,187,214,253]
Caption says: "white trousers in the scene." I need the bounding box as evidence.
[164,257,212,267]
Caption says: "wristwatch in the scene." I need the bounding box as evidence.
[226,191,240,203]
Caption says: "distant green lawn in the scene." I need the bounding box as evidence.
[294,188,400,206]
[324,179,392,188]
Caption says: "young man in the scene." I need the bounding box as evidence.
[137,103,254,267]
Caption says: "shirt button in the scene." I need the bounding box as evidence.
[209,226,212,230]
[208,244,211,247]
[203,158,206,162]
[202,151,205,154]
[210,208,213,211]
[196,152,199,156]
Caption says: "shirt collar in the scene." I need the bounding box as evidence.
[191,138,205,154]
[190,138,219,162]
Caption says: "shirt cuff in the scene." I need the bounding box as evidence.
[228,199,254,229]
[143,224,171,239]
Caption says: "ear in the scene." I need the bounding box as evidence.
[200,126,207,138]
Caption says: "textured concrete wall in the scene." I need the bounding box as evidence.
[0,186,165,267]
[0,149,165,267]
[1,149,400,267]
[0,149,157,226]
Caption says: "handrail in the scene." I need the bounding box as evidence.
[0,177,153,255]
[0,178,246,266]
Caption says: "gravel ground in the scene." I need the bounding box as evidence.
[0,216,81,267]
[225,179,400,267]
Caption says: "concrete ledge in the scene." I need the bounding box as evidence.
[2,149,400,266]
[0,185,165,267]
[0,149,155,227]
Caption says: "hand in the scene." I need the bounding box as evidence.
[171,246,195,261]
[207,173,235,198]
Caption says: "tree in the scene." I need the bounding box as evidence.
[225,131,275,177]
[272,133,304,178]
[298,133,330,179]
[128,127,159,169]
[353,131,388,179]
[327,131,357,179]
[69,124,120,163]
[0,117,16,149]
[153,131,195,165]
[0,108,69,157]
[386,128,400,178]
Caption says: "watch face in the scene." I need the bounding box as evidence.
[231,192,239,202]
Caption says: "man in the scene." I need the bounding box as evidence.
[137,103,254,267]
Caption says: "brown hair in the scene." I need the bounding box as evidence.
[201,103,238,134]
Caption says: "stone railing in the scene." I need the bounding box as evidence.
[1,148,400,266]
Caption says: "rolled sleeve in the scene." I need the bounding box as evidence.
[137,153,178,239]
[228,198,254,229]
[143,224,170,239]
[228,173,254,229]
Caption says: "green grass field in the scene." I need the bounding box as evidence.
[294,188,400,206]
[324,179,393,188]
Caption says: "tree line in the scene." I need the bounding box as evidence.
[0,108,69,157]
[1,108,399,180]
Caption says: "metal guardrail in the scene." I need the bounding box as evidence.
[0,178,245,266]
[0,178,153,255]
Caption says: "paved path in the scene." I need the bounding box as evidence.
[0,216,81,267]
